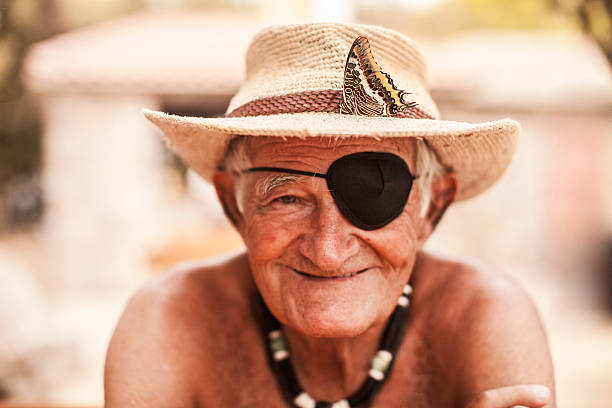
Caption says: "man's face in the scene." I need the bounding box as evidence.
[233,137,430,338]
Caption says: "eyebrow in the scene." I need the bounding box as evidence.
[254,174,304,197]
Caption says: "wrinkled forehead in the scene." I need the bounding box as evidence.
[245,136,417,171]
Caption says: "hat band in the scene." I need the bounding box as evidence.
[226,89,434,119]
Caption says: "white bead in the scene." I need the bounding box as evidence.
[269,329,282,340]
[294,392,316,408]
[403,284,413,295]
[397,295,409,307]
[368,368,384,381]
[273,350,289,361]
[376,350,393,363]
[331,399,351,408]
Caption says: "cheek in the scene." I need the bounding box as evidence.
[241,215,305,327]
[240,213,303,297]
[243,215,293,261]
[365,215,422,270]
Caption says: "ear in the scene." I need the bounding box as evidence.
[418,172,458,242]
[212,170,243,230]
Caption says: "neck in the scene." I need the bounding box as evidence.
[282,318,388,402]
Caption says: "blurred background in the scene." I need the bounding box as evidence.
[0,0,610,406]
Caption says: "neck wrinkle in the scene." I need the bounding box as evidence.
[281,319,387,401]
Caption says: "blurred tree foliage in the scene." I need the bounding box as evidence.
[570,0,612,66]
[0,0,146,229]
[0,0,60,228]
[459,0,567,28]
[458,0,612,67]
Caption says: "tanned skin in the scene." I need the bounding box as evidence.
[105,137,555,408]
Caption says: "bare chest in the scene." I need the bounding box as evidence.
[189,323,454,408]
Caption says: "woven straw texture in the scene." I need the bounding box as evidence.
[143,22,520,201]
[227,23,438,118]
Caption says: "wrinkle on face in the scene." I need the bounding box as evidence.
[237,136,426,338]
[254,174,302,198]
[246,136,417,174]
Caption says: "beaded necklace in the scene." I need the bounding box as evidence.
[259,283,413,408]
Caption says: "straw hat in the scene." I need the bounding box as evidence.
[143,22,519,201]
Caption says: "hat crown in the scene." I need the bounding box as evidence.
[226,22,440,118]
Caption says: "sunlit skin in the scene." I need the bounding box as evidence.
[238,137,425,340]
[105,137,556,408]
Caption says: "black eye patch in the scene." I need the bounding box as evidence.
[244,152,416,230]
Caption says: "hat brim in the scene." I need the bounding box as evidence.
[142,109,519,201]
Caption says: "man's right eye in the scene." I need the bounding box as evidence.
[273,195,298,205]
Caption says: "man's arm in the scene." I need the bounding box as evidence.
[452,269,556,408]
[104,281,195,407]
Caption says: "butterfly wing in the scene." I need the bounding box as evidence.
[340,36,429,118]
[339,41,385,116]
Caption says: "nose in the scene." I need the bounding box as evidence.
[298,196,360,272]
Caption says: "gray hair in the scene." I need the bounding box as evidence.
[414,138,447,217]
[221,136,446,218]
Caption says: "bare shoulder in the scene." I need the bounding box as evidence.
[412,251,537,317]
[411,251,555,406]
[104,251,256,407]
[110,251,254,344]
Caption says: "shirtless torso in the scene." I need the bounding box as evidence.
[104,251,555,407]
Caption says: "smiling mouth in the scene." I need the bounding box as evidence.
[290,267,370,280]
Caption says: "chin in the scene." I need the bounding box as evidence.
[286,299,384,339]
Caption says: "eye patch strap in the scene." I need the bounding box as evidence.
[244,167,327,179]
[242,153,416,231]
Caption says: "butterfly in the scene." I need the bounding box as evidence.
[339,36,432,119]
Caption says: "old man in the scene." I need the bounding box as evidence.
[105,23,555,407]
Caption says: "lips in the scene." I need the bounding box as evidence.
[289,267,370,280]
